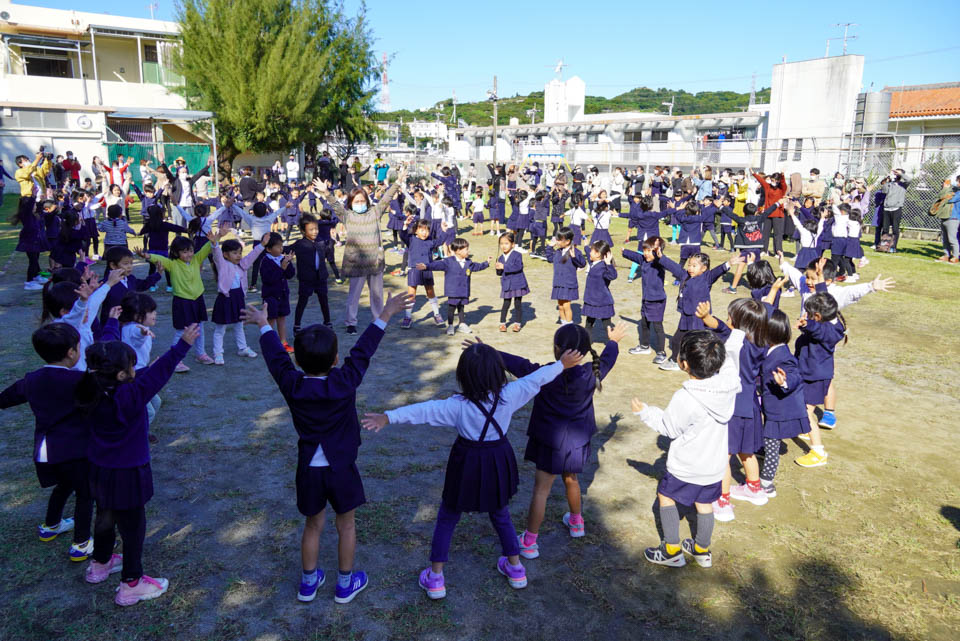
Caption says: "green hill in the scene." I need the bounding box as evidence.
[375,86,771,141]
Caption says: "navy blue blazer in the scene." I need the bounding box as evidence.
[1,367,87,463]
[286,238,327,285]
[660,255,728,320]
[714,320,764,418]
[622,249,666,301]
[544,246,585,289]
[795,318,845,381]
[99,273,161,325]
[675,209,711,244]
[260,256,296,300]
[261,322,384,468]
[496,251,528,294]
[426,257,489,300]
[407,235,443,269]
[582,261,617,307]
[760,344,807,420]
[499,341,619,449]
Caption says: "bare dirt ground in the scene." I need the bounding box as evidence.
[1,216,958,641]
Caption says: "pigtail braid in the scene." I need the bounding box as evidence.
[589,346,603,393]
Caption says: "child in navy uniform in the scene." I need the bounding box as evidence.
[495,232,528,332]
[499,322,625,558]
[81,324,200,606]
[658,252,744,370]
[210,228,266,364]
[632,330,740,569]
[99,247,162,326]
[544,227,586,325]
[402,219,445,329]
[718,196,736,251]
[289,214,333,334]
[470,187,486,235]
[581,240,617,331]
[625,195,661,282]
[622,236,668,362]
[697,299,769,522]
[139,204,185,292]
[259,232,296,352]
[745,257,781,311]
[417,237,491,335]
[758,309,810,493]
[243,291,411,604]
[362,342,583,600]
[675,201,712,266]
[1,324,92,561]
[794,292,847,469]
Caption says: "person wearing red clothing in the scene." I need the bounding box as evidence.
[753,170,787,254]
[62,152,81,188]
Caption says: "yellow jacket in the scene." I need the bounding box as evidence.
[15,158,38,197]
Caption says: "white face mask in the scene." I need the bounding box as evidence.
[351,202,368,214]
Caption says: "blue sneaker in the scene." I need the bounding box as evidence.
[334,570,368,604]
[818,412,836,429]
[38,517,74,541]
[297,570,325,602]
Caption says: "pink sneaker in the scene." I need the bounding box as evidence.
[730,483,769,506]
[712,496,735,522]
[85,553,123,584]
[496,556,527,589]
[418,568,446,600]
[115,575,169,606]
[174,361,190,373]
[562,512,585,538]
[195,354,215,365]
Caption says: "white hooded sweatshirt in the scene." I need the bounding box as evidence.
[636,347,740,486]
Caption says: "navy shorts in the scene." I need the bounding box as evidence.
[803,379,831,406]
[296,461,366,517]
[657,471,722,506]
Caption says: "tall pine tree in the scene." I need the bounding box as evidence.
[174,0,379,177]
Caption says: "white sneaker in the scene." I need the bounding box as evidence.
[34,275,49,284]
[516,247,528,254]
[847,274,860,282]
[237,347,258,358]
[729,483,769,506]
[712,498,735,522]
[859,257,870,267]
[24,281,44,291]
[213,354,225,366]
[457,323,472,334]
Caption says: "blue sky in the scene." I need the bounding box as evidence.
[27,0,959,111]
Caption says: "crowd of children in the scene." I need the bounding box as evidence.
[2,150,904,608]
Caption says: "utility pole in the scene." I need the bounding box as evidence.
[661,95,675,117]
[749,73,756,107]
[833,23,858,55]
[146,1,157,19]
[488,75,499,167]
[452,90,457,126]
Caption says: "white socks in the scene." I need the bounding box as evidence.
[429,297,440,314]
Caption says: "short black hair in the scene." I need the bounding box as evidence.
[555,227,574,243]
[449,237,468,252]
[743,203,758,216]
[221,238,243,254]
[169,236,194,259]
[299,213,318,232]
[727,298,768,346]
[32,323,80,363]
[416,219,431,232]
[820,258,837,282]
[678,330,725,380]
[41,281,80,323]
[456,343,507,404]
[119,292,157,325]
[264,232,284,250]
[766,309,792,346]
[106,204,123,219]
[294,325,338,375]
[804,291,839,322]
[104,246,134,268]
[745,259,775,290]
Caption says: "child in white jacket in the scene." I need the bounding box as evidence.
[631,324,740,569]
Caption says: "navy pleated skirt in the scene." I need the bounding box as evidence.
[172,295,208,329]
[582,302,615,319]
[524,436,591,475]
[763,415,810,440]
[551,285,579,301]
[795,247,819,271]
[89,462,153,510]
[212,287,245,325]
[728,410,764,455]
[441,436,518,513]
[590,228,613,247]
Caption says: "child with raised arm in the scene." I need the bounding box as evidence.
[416,237,491,335]
[209,227,266,364]
[632,330,740,568]
[361,343,583,600]
[241,292,411,605]
[622,236,668,363]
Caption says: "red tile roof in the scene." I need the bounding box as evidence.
[887,84,960,118]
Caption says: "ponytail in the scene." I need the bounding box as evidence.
[589,346,603,393]
[837,309,849,345]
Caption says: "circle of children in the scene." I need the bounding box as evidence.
[4,148,900,607]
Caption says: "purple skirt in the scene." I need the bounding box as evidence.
[447,297,469,307]
[524,436,591,475]
[89,462,153,510]
[441,436,518,513]
[172,295,208,330]
[582,302,615,319]
[728,411,763,455]
[263,294,291,319]
[570,224,583,246]
[501,287,529,299]
[590,228,613,247]
[848,239,864,259]
[407,269,434,288]
[212,287,245,325]
[764,415,810,440]
[795,247,819,271]
[803,379,830,406]
[642,299,667,323]
[657,471,722,506]
[387,215,406,231]
[551,285,579,301]
[296,461,366,516]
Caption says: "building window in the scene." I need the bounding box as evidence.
[24,56,71,78]
[793,138,803,161]
[7,109,69,130]
[651,130,668,142]
[143,44,159,63]
[624,132,643,143]
[779,139,789,162]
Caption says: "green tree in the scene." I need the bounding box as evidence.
[174,0,380,179]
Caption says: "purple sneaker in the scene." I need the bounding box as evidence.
[334,570,368,604]
[496,556,527,589]
[418,568,446,600]
[400,317,412,330]
[297,569,325,602]
[433,313,445,326]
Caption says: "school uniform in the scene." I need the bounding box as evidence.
[719,205,735,235]
[700,204,718,234]
[581,260,617,319]
[751,284,782,311]
[569,208,589,246]
[659,256,729,331]
[387,197,407,231]
[545,246,585,301]
[507,195,533,232]
[676,208,711,262]
[789,211,821,271]
[211,242,264,328]
[260,321,388,516]
[497,250,529,298]
[589,209,613,247]
[622,249,667,322]
[760,345,810,439]
[500,344,618,474]
[550,192,568,234]
[1,366,91,542]
[384,360,565,562]
[260,254,296,319]
[471,196,486,224]
[713,321,765,455]
[528,198,550,238]
[100,273,162,326]
[141,221,187,257]
[406,236,442,287]
[816,218,833,256]
[830,212,850,258]
[795,318,845,405]
[425,256,489,306]
[50,226,87,268]
[847,219,864,259]
[16,202,50,255]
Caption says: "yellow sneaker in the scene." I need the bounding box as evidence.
[795,450,828,468]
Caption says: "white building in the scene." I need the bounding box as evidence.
[0,1,212,192]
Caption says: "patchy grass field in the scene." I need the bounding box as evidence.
[0,206,958,641]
